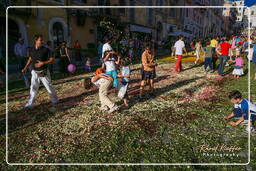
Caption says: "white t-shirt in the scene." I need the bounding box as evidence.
[105,56,116,72]
[102,43,113,58]
[174,40,185,55]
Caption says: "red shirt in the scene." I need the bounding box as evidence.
[220,42,231,56]
[73,44,81,54]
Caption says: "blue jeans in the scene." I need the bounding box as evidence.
[204,57,213,71]
[218,55,228,76]
[107,70,118,88]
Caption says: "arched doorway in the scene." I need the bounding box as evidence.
[49,17,68,48]
[52,22,64,48]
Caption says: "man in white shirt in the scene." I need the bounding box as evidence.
[173,35,187,72]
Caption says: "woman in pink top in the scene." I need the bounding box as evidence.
[232,56,244,78]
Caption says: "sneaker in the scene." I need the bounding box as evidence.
[99,106,108,111]
[24,103,33,109]
[108,105,119,113]
[209,70,214,73]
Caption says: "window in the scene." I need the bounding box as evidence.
[53,22,64,48]
[251,11,254,15]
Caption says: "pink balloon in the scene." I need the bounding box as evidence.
[67,64,76,73]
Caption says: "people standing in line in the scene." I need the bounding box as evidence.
[22,34,58,108]
[73,40,82,65]
[216,37,232,76]
[173,35,187,72]
[59,41,71,76]
[14,38,30,88]
[194,40,204,64]
[139,45,157,100]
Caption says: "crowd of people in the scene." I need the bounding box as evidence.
[173,35,256,78]
[173,34,256,132]
[2,31,256,133]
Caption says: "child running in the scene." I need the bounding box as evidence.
[91,68,119,113]
[117,57,131,108]
[223,90,256,132]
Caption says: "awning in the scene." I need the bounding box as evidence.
[168,31,194,38]
[130,24,152,34]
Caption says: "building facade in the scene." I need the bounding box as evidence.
[1,0,238,59]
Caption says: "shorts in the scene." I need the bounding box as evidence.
[141,69,156,80]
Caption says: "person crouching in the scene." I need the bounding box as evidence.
[91,68,119,113]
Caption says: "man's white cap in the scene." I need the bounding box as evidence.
[19,38,24,41]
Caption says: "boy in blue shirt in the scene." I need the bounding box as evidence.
[224,90,256,132]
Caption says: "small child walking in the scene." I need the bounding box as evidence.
[223,90,256,132]
[232,55,244,78]
[117,57,131,108]
[91,68,119,113]
[203,41,214,73]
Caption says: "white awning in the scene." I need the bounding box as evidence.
[130,24,152,34]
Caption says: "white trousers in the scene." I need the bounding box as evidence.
[27,70,58,106]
